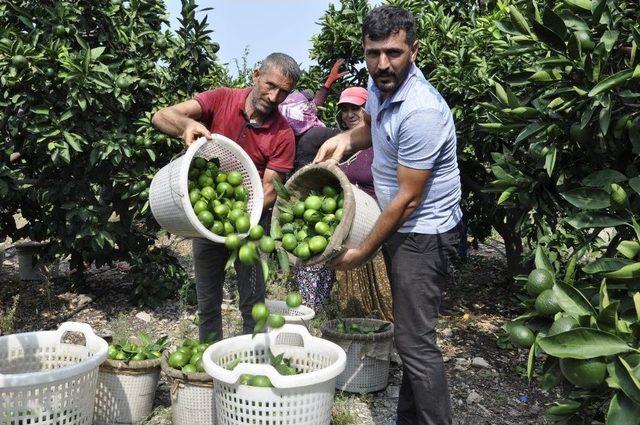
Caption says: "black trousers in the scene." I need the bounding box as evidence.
[192,238,265,342]
[383,224,461,425]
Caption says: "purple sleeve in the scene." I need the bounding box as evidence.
[339,148,376,199]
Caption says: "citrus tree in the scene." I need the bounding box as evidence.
[0,0,226,306]
[481,0,640,421]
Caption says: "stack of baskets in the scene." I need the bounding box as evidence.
[203,324,346,424]
[0,322,108,424]
[321,318,394,393]
[150,135,264,243]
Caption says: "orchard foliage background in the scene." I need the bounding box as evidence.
[0,0,229,305]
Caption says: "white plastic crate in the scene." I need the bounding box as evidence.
[150,135,264,243]
[0,322,108,425]
[203,324,346,425]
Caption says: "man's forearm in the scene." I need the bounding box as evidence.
[152,109,195,137]
[342,122,372,158]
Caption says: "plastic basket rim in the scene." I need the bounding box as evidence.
[177,135,264,243]
[202,324,346,389]
[264,299,315,321]
[0,321,108,388]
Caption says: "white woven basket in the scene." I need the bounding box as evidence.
[203,324,346,425]
[272,163,382,266]
[264,300,315,326]
[160,356,216,425]
[93,359,161,425]
[150,135,264,243]
[321,319,394,393]
[0,322,108,425]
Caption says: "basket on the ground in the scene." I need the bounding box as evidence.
[265,299,315,326]
[0,322,108,425]
[203,324,346,425]
[150,135,264,243]
[160,353,215,425]
[94,356,162,425]
[271,163,381,266]
[321,318,394,393]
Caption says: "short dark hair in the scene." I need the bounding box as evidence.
[362,6,416,47]
[259,53,301,84]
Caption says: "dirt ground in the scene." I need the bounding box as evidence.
[0,238,556,424]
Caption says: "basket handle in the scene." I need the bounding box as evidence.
[265,323,313,348]
[57,321,98,345]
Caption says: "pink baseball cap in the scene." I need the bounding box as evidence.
[338,87,368,106]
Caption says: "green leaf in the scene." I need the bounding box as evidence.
[90,47,106,60]
[544,146,557,177]
[608,357,640,405]
[559,187,610,210]
[564,256,577,284]
[498,186,517,205]
[581,169,627,187]
[600,106,612,135]
[588,69,635,97]
[515,122,545,143]
[583,258,635,274]
[634,293,640,321]
[607,392,640,425]
[542,8,567,39]
[553,282,595,317]
[33,107,49,116]
[526,342,536,381]
[629,176,640,195]
[272,175,290,201]
[491,165,517,183]
[509,6,533,36]
[564,0,592,11]
[535,245,554,272]
[538,328,634,359]
[566,212,628,229]
[531,20,566,51]
[597,301,619,333]
[545,399,581,419]
[494,81,509,104]
[600,278,610,309]
[605,263,640,280]
[601,30,620,53]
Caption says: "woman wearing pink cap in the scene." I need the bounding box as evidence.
[334,87,393,321]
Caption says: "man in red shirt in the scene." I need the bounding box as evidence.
[152,53,300,341]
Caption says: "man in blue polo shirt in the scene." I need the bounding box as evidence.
[315,6,462,425]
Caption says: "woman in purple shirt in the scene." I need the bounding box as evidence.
[334,87,393,321]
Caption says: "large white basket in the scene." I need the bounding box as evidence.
[93,359,161,425]
[0,322,108,425]
[150,135,264,243]
[264,300,315,326]
[271,163,382,266]
[203,324,346,425]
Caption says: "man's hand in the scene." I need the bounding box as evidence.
[182,120,212,146]
[313,132,348,164]
[329,246,367,270]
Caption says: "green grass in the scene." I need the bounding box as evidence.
[0,295,19,335]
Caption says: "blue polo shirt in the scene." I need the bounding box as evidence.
[365,63,462,234]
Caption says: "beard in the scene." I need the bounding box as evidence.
[251,94,276,116]
[373,63,411,96]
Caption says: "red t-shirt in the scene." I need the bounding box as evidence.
[194,87,295,177]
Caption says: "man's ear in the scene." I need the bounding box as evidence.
[252,69,260,84]
[410,40,419,62]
